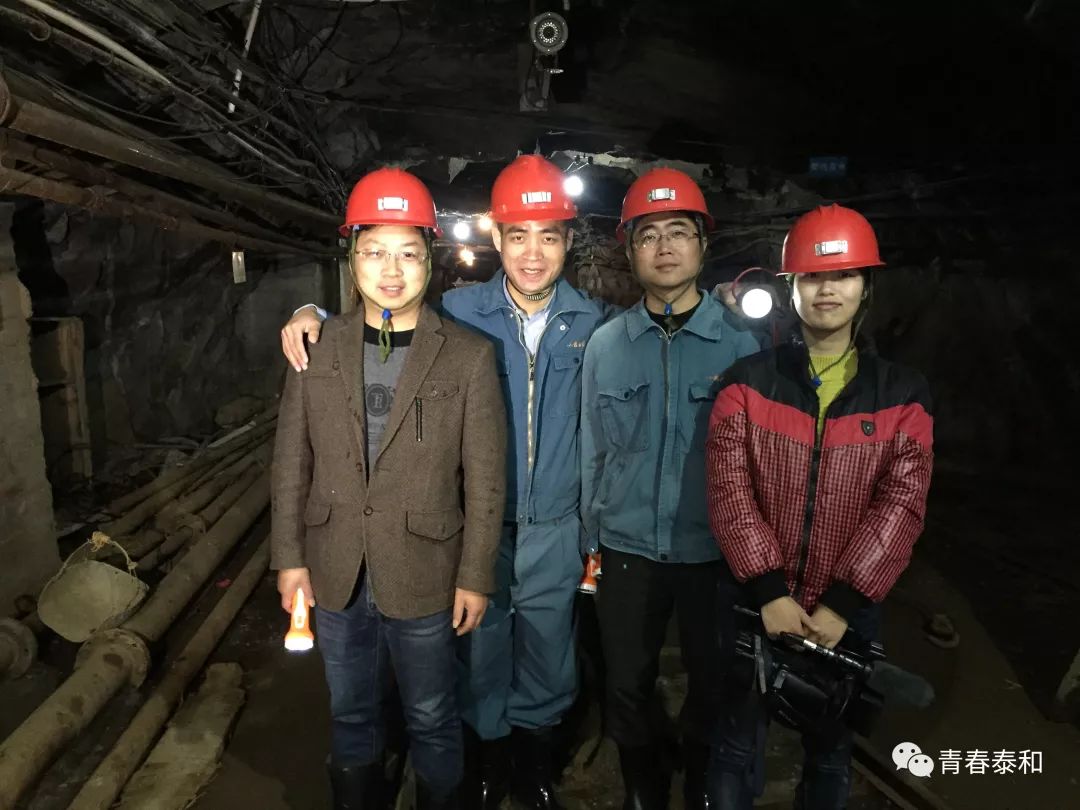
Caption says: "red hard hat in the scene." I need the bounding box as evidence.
[490,155,577,224]
[780,204,885,275]
[340,168,443,237]
[617,168,714,243]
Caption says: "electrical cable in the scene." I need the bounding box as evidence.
[67,0,309,145]
[7,0,345,209]
[294,0,349,85]
[10,1,318,170]
[272,4,375,73]
[367,3,405,66]
[12,0,171,83]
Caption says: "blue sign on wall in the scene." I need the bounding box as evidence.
[809,156,849,178]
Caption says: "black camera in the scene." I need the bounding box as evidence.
[729,607,887,741]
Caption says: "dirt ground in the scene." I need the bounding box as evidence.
[5,471,1080,809]
[187,572,895,810]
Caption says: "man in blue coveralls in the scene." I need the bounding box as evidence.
[280,155,611,810]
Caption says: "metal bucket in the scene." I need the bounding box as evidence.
[37,533,148,643]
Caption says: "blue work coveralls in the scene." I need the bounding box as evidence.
[443,271,612,740]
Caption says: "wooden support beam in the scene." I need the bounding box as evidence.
[0,133,331,250]
[0,78,337,232]
[0,165,338,256]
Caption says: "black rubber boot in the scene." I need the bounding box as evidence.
[462,728,511,810]
[417,778,460,810]
[617,744,669,810]
[510,726,563,810]
[329,762,382,810]
[681,740,711,810]
[414,781,462,810]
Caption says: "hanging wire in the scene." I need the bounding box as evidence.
[294,0,350,85]
[273,2,383,75]
[4,0,350,209]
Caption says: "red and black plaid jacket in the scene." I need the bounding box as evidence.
[705,333,933,621]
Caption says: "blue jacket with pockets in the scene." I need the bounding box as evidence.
[580,293,763,563]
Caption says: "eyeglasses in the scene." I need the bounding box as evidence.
[631,229,701,250]
[354,248,427,267]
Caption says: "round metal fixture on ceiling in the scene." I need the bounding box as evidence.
[530,12,569,56]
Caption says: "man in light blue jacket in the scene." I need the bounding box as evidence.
[580,169,761,810]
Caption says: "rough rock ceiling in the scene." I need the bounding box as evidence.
[0,0,1076,249]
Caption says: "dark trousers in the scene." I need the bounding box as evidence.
[708,568,881,810]
[316,575,463,798]
[595,545,725,748]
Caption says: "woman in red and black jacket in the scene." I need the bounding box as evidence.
[704,205,933,810]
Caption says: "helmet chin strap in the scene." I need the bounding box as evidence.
[648,279,698,333]
[374,258,432,362]
[652,277,697,309]
[377,307,393,362]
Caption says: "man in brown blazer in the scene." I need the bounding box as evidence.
[272,168,506,810]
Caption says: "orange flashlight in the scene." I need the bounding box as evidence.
[577,553,602,595]
[284,587,315,652]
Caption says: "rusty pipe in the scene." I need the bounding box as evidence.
[124,472,268,642]
[139,462,266,571]
[68,542,270,810]
[99,424,275,540]
[0,629,150,810]
[109,417,275,516]
[0,477,269,809]
[122,452,255,559]
[180,445,253,498]
[0,619,37,680]
[155,452,261,535]
[0,89,337,231]
[0,166,337,256]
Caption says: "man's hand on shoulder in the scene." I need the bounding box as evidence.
[281,304,325,372]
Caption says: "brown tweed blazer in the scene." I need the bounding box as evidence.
[271,304,507,618]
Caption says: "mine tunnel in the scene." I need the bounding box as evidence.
[0,2,1078,809]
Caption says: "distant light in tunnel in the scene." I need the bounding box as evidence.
[740,287,773,319]
[563,175,585,197]
[459,247,476,266]
[477,214,493,231]
[452,221,471,240]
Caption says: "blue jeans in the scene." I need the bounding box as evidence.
[708,570,881,810]
[316,575,462,797]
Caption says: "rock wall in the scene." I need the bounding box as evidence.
[12,201,336,474]
[0,203,60,615]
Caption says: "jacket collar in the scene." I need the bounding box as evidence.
[781,324,878,392]
[474,269,594,316]
[625,291,729,342]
